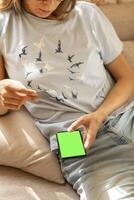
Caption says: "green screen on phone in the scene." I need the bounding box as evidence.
[56,130,86,159]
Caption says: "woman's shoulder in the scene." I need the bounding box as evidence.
[75,1,101,20]
[75,1,98,12]
[0,10,12,37]
[0,10,11,21]
[75,1,107,24]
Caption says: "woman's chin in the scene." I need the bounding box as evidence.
[34,9,52,19]
[37,13,51,19]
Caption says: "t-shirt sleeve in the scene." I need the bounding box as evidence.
[83,3,123,64]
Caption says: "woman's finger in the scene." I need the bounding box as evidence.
[1,87,27,98]
[84,120,99,149]
[67,117,85,131]
[84,131,96,150]
[5,85,37,95]
[2,97,23,106]
[84,133,91,149]
[3,103,21,110]
[2,90,26,100]
[82,133,87,143]
[2,89,38,102]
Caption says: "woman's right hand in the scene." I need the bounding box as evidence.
[0,79,38,110]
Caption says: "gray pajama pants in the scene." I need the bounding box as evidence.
[59,107,134,200]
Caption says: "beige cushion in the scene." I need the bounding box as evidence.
[100,3,134,41]
[123,41,134,68]
[0,107,64,184]
[0,166,79,200]
[119,0,134,3]
[103,0,117,3]
[91,0,134,3]
[89,0,117,4]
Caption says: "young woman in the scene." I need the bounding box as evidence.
[0,0,134,199]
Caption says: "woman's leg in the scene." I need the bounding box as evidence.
[60,108,134,200]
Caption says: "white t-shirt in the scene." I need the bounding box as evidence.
[0,1,133,120]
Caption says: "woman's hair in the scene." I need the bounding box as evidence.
[0,0,76,19]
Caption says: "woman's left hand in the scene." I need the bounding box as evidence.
[67,111,106,150]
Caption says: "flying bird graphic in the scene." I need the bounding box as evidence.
[55,40,63,53]
[36,51,43,62]
[19,46,28,58]
[70,62,84,69]
[68,55,75,63]
[71,92,78,99]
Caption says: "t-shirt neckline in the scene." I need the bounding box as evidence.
[23,10,70,24]
[23,10,62,25]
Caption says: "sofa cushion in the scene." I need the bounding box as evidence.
[123,41,134,68]
[90,0,117,4]
[100,3,134,41]
[0,107,64,184]
[0,166,79,200]
[103,0,117,3]
[119,0,134,3]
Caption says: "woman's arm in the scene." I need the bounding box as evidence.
[97,53,134,119]
[68,54,134,149]
[0,56,38,114]
[0,56,6,80]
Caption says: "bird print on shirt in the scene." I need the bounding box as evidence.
[71,92,78,99]
[25,72,32,79]
[68,55,75,63]
[70,62,84,69]
[19,46,28,58]
[55,40,63,53]
[45,89,65,103]
[69,77,76,81]
[37,85,42,90]
[62,92,68,100]
[19,39,86,104]
[68,60,84,81]
[36,51,43,62]
[56,97,64,103]
[27,80,32,88]
[39,68,43,73]
[68,69,80,74]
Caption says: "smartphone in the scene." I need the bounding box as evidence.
[56,130,86,159]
